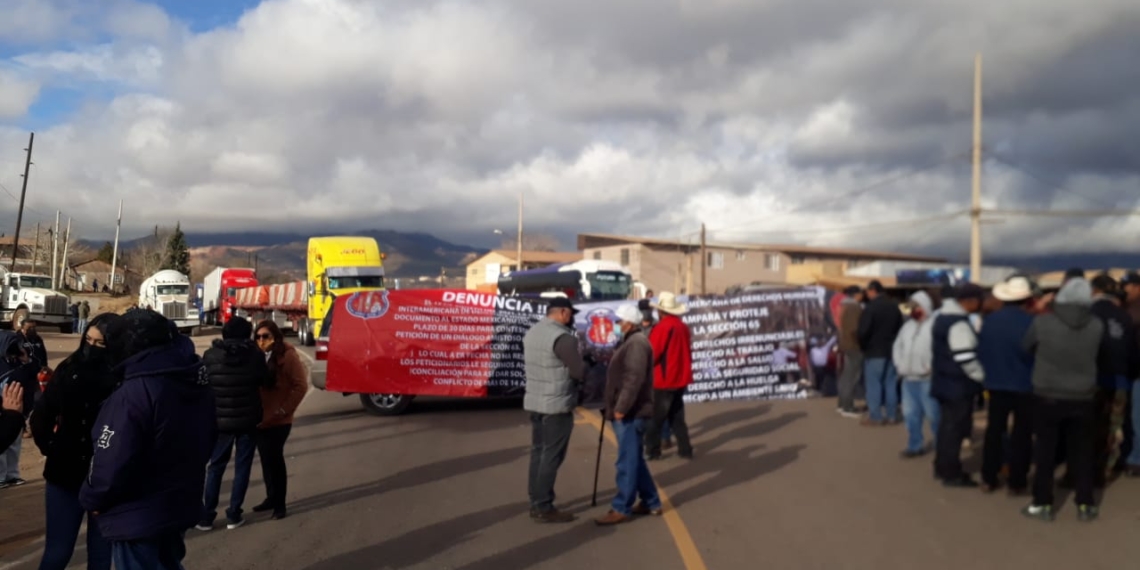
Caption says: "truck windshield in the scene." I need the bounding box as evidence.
[586,272,632,300]
[16,276,53,289]
[156,284,190,295]
[328,276,384,290]
[225,287,237,297]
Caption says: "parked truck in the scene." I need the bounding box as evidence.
[139,270,200,332]
[0,266,73,332]
[233,236,385,345]
[201,267,258,326]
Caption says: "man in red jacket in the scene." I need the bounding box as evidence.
[644,292,694,460]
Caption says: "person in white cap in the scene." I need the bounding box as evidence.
[644,292,694,461]
[977,275,1037,494]
[596,303,662,526]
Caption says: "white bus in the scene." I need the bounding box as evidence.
[497,260,640,301]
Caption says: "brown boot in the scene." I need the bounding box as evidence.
[533,509,576,524]
[595,510,631,526]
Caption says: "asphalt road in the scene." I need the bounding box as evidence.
[4,331,1140,569]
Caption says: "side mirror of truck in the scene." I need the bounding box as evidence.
[307,281,316,297]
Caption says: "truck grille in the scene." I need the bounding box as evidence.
[45,295,68,315]
[162,302,187,319]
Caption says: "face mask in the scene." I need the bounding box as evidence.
[911,308,925,320]
[257,339,275,353]
[82,344,108,362]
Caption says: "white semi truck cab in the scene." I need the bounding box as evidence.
[139,270,200,332]
[0,267,73,332]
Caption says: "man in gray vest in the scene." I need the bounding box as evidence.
[523,297,588,523]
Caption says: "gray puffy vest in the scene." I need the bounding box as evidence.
[523,318,577,414]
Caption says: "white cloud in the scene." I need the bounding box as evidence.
[1,0,1138,262]
[0,71,40,118]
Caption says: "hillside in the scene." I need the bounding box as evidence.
[83,229,487,283]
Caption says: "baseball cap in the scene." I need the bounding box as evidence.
[1121,272,1140,286]
[614,304,642,324]
[843,285,862,296]
[546,297,579,315]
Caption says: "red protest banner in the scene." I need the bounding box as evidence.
[325,289,543,398]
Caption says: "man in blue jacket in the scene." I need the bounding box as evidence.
[80,309,216,570]
[978,275,1037,494]
[931,283,986,488]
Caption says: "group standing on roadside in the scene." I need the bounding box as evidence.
[838,270,1140,522]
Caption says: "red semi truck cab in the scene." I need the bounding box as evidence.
[203,268,259,326]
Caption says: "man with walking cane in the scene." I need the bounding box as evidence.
[523,298,591,523]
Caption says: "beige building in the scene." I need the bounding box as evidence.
[465,250,583,291]
[577,233,945,295]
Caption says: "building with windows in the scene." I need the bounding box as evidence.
[577,233,946,295]
[465,250,583,291]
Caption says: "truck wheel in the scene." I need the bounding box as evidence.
[297,322,309,346]
[359,394,413,416]
[11,307,28,330]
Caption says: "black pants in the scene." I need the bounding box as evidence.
[981,390,1034,488]
[1032,397,1096,507]
[645,389,692,458]
[256,424,293,512]
[528,412,573,513]
[934,396,974,481]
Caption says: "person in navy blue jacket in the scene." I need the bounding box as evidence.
[79,309,216,570]
[931,283,986,488]
[978,275,1037,494]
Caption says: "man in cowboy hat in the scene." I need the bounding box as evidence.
[977,275,1037,493]
[644,292,694,460]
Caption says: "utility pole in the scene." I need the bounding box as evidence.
[969,53,983,281]
[31,223,40,273]
[51,211,60,289]
[674,261,682,295]
[254,253,259,277]
[59,217,71,289]
[516,192,524,274]
[109,200,123,296]
[685,250,693,295]
[699,223,707,295]
[8,132,34,271]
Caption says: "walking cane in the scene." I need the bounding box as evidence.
[591,411,606,507]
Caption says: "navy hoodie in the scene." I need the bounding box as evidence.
[79,335,216,541]
[978,306,1035,393]
[0,331,39,415]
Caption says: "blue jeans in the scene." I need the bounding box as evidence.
[611,418,661,516]
[112,532,186,570]
[202,432,256,523]
[901,380,940,453]
[863,358,900,422]
[77,319,88,335]
[39,482,111,570]
[1129,380,1140,467]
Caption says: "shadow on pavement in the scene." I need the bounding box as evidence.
[688,404,773,437]
[454,519,616,570]
[286,446,528,517]
[409,397,524,416]
[692,411,807,456]
[299,501,527,570]
[659,443,807,507]
[292,408,368,429]
[288,427,435,459]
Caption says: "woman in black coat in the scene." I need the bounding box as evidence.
[31,313,121,570]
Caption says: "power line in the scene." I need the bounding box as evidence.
[688,150,971,239]
[989,154,1125,211]
[986,208,1140,218]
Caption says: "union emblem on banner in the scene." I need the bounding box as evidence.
[584,308,619,348]
[346,290,391,319]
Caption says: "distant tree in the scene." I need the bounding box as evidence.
[162,222,191,275]
[96,242,115,263]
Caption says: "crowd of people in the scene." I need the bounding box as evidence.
[835,270,1140,521]
[0,309,307,570]
[522,291,694,526]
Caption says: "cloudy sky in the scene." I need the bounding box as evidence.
[1,0,1138,258]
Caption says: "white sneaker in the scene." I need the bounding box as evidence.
[194,523,212,532]
[226,518,246,530]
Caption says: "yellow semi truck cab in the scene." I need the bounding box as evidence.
[301,236,385,345]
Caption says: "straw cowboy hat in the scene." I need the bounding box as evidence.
[992,275,1034,302]
[652,291,689,316]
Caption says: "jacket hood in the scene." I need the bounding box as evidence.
[909,291,933,315]
[1056,278,1093,306]
[119,337,204,385]
[1052,303,1093,329]
[209,338,261,365]
[0,331,20,359]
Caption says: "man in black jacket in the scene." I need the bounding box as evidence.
[0,332,38,488]
[857,281,904,425]
[1089,275,1136,484]
[196,318,270,530]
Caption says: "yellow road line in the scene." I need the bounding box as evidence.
[576,407,709,570]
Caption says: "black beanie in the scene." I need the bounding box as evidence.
[106,309,175,365]
[222,317,253,340]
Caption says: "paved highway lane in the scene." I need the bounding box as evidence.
[6,332,1140,568]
